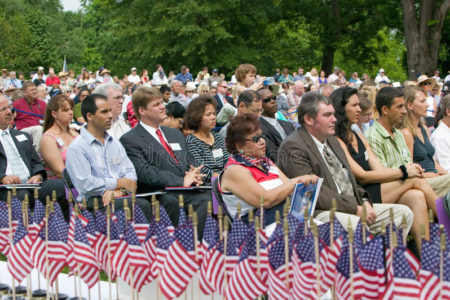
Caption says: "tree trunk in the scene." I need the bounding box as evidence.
[321,45,336,76]
[401,0,450,80]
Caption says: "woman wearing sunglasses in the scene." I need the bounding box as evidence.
[219,113,318,225]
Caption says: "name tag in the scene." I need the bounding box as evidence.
[170,143,181,151]
[268,165,279,175]
[56,137,64,147]
[364,150,369,161]
[402,148,409,158]
[212,148,223,159]
[112,156,121,164]
[15,134,27,142]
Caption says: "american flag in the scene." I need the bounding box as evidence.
[133,203,149,243]
[267,235,293,300]
[142,216,157,268]
[0,201,10,255]
[121,220,152,292]
[419,239,440,300]
[150,220,174,278]
[159,205,175,235]
[11,194,22,230]
[82,209,97,246]
[382,246,421,299]
[178,205,187,226]
[357,235,386,299]
[199,214,219,295]
[335,236,365,300]
[114,209,127,238]
[7,216,33,282]
[159,221,199,299]
[74,215,99,288]
[93,210,108,273]
[225,227,266,300]
[225,217,249,276]
[29,198,46,241]
[30,206,69,286]
[202,239,226,295]
[441,248,450,300]
[292,233,321,299]
[66,202,76,273]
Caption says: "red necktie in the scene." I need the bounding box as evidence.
[156,129,178,162]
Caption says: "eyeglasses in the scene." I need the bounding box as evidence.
[186,90,195,93]
[263,96,276,103]
[219,85,228,88]
[246,133,265,143]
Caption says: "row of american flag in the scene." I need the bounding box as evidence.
[1,192,450,300]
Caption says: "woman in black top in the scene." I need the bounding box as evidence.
[185,95,229,182]
[331,87,438,248]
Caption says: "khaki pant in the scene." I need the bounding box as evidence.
[315,203,413,235]
[426,174,450,197]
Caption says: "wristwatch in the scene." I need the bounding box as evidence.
[120,188,127,196]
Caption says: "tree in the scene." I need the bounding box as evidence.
[401,0,450,79]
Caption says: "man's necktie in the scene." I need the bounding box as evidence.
[156,129,178,163]
[323,144,353,196]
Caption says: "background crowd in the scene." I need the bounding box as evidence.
[0,62,450,253]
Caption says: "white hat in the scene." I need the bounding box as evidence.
[416,75,436,89]
[131,67,137,71]
[186,82,197,91]
[379,68,385,73]
[392,82,401,88]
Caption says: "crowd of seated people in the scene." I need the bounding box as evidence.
[0,63,449,251]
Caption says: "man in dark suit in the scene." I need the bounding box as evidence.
[214,80,235,113]
[277,93,413,233]
[120,87,210,235]
[257,88,294,163]
[0,95,63,205]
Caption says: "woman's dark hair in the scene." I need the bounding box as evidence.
[185,95,217,131]
[78,87,91,96]
[226,113,260,154]
[43,94,74,133]
[330,87,358,145]
[166,101,185,118]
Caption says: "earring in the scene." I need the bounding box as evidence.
[238,149,244,154]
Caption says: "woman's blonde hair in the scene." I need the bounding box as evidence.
[402,86,425,137]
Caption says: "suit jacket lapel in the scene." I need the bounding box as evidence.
[260,118,282,141]
[299,127,339,193]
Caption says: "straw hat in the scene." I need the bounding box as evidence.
[416,75,436,89]
[100,68,111,75]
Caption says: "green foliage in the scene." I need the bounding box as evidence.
[0,0,447,79]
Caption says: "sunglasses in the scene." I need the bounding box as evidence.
[263,96,276,103]
[422,82,432,86]
[246,133,265,143]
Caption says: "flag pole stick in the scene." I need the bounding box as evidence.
[45,195,51,300]
[389,208,394,253]
[348,219,354,300]
[187,205,194,300]
[260,196,264,231]
[304,203,309,237]
[283,216,290,290]
[124,207,135,300]
[106,204,112,300]
[401,215,407,246]
[223,217,229,300]
[255,217,261,300]
[361,204,366,245]
[193,211,199,300]
[68,192,79,300]
[23,194,32,300]
[74,205,83,300]
[312,220,321,299]
[51,191,60,300]
[33,188,44,295]
[93,198,102,300]
[440,229,446,300]
[155,202,161,300]
[7,190,16,300]
[330,199,336,300]
[111,197,120,300]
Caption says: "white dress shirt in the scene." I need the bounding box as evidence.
[431,121,450,172]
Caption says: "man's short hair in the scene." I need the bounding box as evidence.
[93,82,122,97]
[439,94,450,116]
[160,85,171,94]
[166,101,185,119]
[21,81,34,91]
[297,93,332,125]
[375,86,404,115]
[237,90,261,107]
[170,80,182,88]
[132,86,162,120]
[82,94,107,122]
